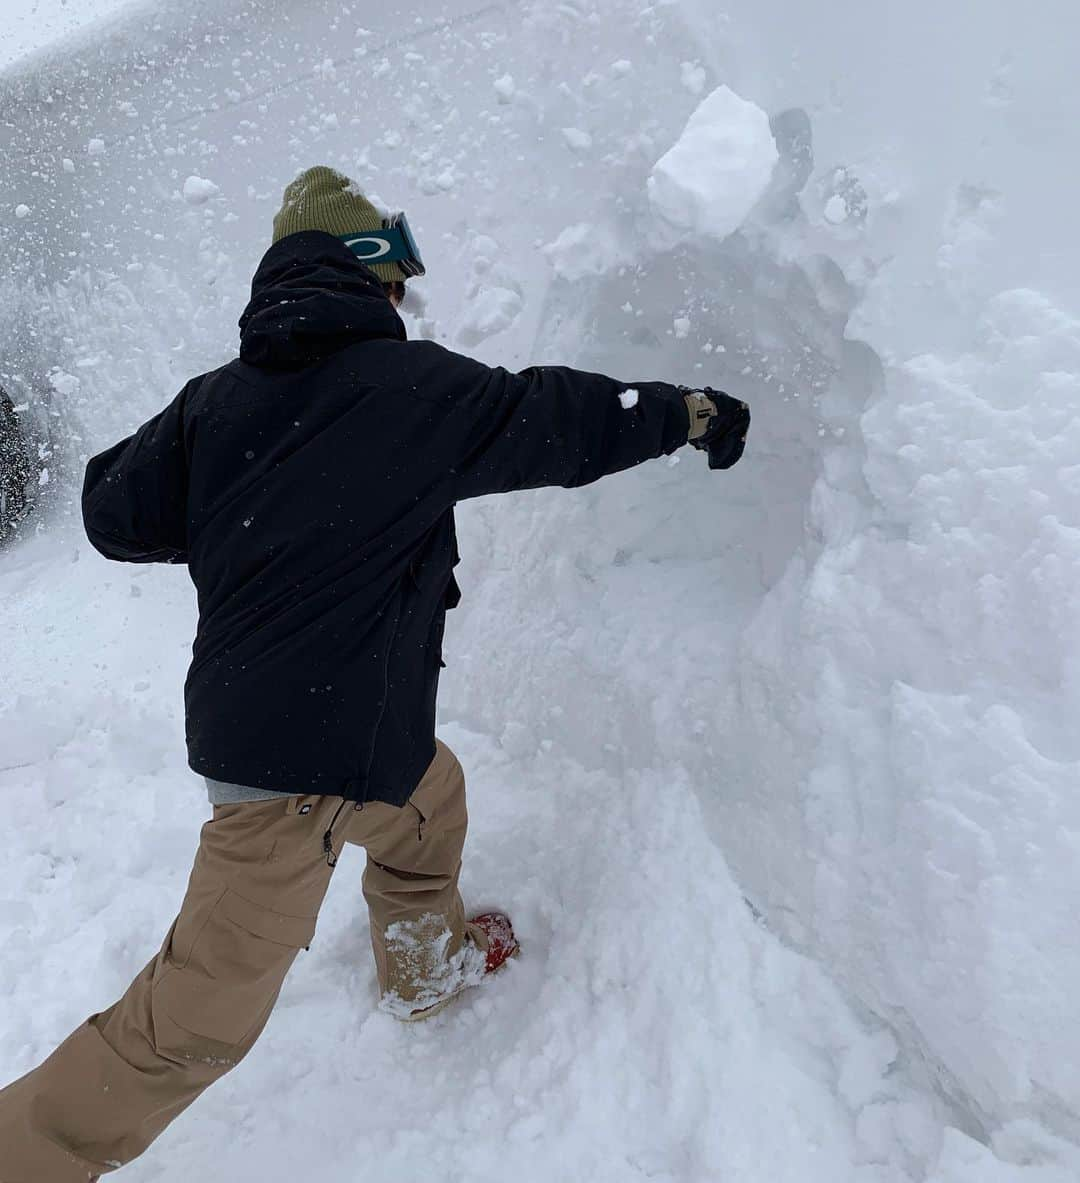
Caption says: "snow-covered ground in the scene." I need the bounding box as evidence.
[3,1,1080,1180]
[3,527,1068,1183]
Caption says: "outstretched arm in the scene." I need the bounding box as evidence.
[410,345,694,500]
[408,343,748,500]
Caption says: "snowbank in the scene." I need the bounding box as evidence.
[735,286,1080,1122]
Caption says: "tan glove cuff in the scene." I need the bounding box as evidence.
[684,391,717,442]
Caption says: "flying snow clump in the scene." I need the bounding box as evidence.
[648,85,778,243]
[182,175,221,205]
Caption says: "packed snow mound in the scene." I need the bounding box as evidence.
[648,85,778,243]
[734,284,1080,1123]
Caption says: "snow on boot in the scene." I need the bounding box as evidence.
[399,912,519,1022]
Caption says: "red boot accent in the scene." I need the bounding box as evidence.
[469,911,520,974]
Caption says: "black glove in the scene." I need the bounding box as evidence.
[682,387,751,470]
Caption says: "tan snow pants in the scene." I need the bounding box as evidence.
[0,741,480,1183]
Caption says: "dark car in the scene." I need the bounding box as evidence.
[0,384,31,543]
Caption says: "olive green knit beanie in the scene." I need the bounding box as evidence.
[272,165,407,284]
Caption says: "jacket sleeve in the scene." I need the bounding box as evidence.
[420,348,691,501]
[81,387,191,564]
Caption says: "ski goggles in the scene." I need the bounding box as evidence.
[338,211,426,277]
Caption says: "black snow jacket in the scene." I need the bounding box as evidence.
[82,232,691,805]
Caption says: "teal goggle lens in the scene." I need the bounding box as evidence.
[338,211,426,277]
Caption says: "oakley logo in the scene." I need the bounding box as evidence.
[343,235,392,260]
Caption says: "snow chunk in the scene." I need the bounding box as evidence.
[61,157,75,173]
[542,222,624,282]
[14,204,30,219]
[493,73,515,103]
[48,368,81,397]
[619,388,640,409]
[418,168,456,195]
[681,61,707,94]
[563,127,593,152]
[182,175,220,205]
[471,234,500,275]
[824,194,849,225]
[87,138,105,156]
[838,1028,899,1108]
[648,85,778,243]
[457,284,523,347]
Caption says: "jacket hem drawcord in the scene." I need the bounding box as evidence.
[322,800,348,867]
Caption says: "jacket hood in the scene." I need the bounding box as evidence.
[239,231,407,369]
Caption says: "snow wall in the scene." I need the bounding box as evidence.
[3,0,1080,1155]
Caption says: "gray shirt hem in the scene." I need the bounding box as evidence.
[205,778,301,806]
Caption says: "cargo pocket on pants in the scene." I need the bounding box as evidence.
[153,889,318,1050]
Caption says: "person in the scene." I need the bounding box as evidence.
[0,165,750,1182]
